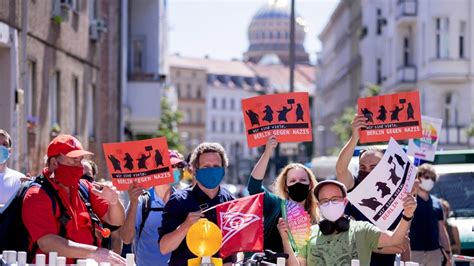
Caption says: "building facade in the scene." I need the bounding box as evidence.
[123,0,169,140]
[314,0,362,156]
[244,0,309,65]
[0,0,119,175]
[360,0,474,148]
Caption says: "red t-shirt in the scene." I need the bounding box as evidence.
[22,179,109,263]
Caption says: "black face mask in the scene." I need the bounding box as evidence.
[287,183,310,202]
[358,170,370,181]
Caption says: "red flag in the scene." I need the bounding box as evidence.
[216,193,264,258]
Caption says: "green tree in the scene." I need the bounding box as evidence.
[330,84,382,154]
[154,98,185,152]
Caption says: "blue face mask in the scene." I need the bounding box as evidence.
[170,168,182,186]
[0,146,10,164]
[196,167,225,189]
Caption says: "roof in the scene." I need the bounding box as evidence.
[169,55,255,77]
[245,62,316,95]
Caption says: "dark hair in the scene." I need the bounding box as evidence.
[358,147,384,160]
[189,142,229,169]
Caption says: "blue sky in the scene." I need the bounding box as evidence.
[168,0,339,64]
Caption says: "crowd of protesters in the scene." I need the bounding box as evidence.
[0,124,461,265]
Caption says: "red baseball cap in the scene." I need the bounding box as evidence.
[169,150,186,166]
[47,134,94,158]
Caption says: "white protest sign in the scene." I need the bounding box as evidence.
[407,116,443,162]
[348,138,417,230]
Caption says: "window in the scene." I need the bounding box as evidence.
[212,97,217,109]
[230,120,234,133]
[212,119,216,131]
[186,84,192,98]
[222,98,226,109]
[444,93,459,127]
[285,32,289,40]
[459,21,466,58]
[196,110,202,124]
[403,37,410,65]
[187,109,192,123]
[376,58,382,85]
[221,121,226,133]
[230,99,235,110]
[376,8,382,35]
[192,72,197,78]
[276,32,281,39]
[49,71,60,126]
[72,76,79,134]
[269,32,273,39]
[71,0,79,12]
[26,60,37,120]
[176,84,181,98]
[240,121,244,133]
[133,36,145,73]
[196,85,202,99]
[436,18,449,59]
[87,85,96,137]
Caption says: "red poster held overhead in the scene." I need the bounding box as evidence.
[358,91,423,143]
[102,137,173,190]
[241,92,312,148]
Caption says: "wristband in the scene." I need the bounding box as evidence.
[402,213,413,221]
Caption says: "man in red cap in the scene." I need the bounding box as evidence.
[22,135,126,264]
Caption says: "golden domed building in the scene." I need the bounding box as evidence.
[244,0,310,65]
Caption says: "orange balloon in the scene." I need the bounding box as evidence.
[186,218,222,257]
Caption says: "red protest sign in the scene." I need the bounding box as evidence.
[358,91,422,143]
[102,137,173,190]
[241,92,312,148]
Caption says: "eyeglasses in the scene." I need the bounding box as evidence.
[319,196,344,206]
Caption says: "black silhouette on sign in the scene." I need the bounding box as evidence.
[388,162,402,186]
[295,103,304,122]
[262,105,274,123]
[246,110,260,127]
[359,197,383,211]
[277,101,294,122]
[361,108,374,123]
[108,155,122,172]
[390,99,406,121]
[406,103,415,120]
[123,153,134,171]
[137,152,151,170]
[375,182,391,198]
[376,105,388,122]
[154,149,164,167]
[393,153,406,169]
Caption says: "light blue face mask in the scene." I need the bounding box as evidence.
[195,167,225,189]
[0,146,10,164]
[170,168,182,186]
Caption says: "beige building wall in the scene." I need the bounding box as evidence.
[169,66,207,154]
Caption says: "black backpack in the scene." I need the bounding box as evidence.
[0,176,96,261]
[137,189,164,240]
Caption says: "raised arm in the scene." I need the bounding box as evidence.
[378,195,417,248]
[335,115,366,191]
[119,183,144,244]
[251,135,278,180]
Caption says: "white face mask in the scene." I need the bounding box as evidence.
[320,201,346,222]
[419,178,434,192]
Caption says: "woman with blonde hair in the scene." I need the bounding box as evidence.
[247,135,318,254]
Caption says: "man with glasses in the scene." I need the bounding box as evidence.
[120,150,188,266]
[410,163,452,265]
[335,114,409,264]
[280,180,417,265]
[22,135,126,264]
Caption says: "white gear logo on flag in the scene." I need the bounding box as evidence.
[219,211,261,246]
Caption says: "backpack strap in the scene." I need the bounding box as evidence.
[78,180,101,246]
[137,188,165,240]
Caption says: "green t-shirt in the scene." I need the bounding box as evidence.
[297,220,381,265]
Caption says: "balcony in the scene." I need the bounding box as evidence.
[397,65,417,83]
[397,0,417,25]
